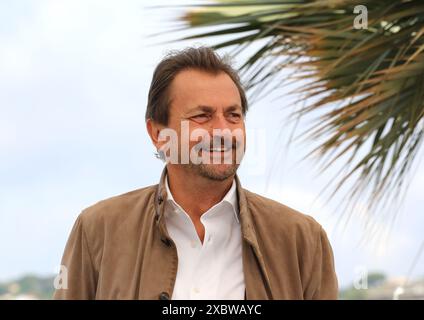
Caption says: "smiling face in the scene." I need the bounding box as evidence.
[164,68,246,181]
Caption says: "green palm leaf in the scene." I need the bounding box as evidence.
[165,0,424,232]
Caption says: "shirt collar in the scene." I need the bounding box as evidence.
[165,174,240,224]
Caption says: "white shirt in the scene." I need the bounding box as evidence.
[164,175,245,300]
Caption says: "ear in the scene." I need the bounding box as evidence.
[146,118,164,149]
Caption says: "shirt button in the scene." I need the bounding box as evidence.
[159,292,170,300]
[161,238,172,247]
[190,241,197,248]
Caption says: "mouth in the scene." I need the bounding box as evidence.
[207,146,232,153]
[200,146,234,162]
[192,144,241,165]
[201,144,235,155]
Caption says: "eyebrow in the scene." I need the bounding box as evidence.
[225,105,242,112]
[187,104,242,114]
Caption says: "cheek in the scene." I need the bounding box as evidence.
[158,122,181,149]
[186,122,210,142]
[233,124,246,144]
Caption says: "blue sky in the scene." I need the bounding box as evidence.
[0,0,423,289]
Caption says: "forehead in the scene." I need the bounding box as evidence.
[168,69,242,114]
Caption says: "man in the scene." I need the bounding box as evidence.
[54,46,338,300]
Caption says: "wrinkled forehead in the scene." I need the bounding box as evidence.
[168,69,242,116]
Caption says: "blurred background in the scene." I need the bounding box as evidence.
[0,0,423,299]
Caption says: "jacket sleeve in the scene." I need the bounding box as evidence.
[306,226,339,300]
[53,214,98,300]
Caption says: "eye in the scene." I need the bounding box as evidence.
[227,112,242,121]
[191,114,210,123]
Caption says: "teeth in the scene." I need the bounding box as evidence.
[209,148,230,152]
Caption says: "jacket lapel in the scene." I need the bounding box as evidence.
[234,174,274,299]
[153,166,273,300]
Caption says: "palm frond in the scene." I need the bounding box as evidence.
[168,0,424,233]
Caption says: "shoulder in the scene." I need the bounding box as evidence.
[243,188,323,237]
[77,184,157,229]
[242,188,331,269]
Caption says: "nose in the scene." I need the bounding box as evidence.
[209,113,230,132]
[207,114,235,148]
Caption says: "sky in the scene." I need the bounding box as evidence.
[0,0,423,290]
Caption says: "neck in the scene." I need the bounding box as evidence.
[166,165,234,219]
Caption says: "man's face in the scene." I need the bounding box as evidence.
[164,68,246,181]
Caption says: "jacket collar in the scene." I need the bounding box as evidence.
[155,166,261,248]
[163,172,240,224]
[154,166,273,299]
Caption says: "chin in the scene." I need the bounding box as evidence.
[197,163,238,181]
